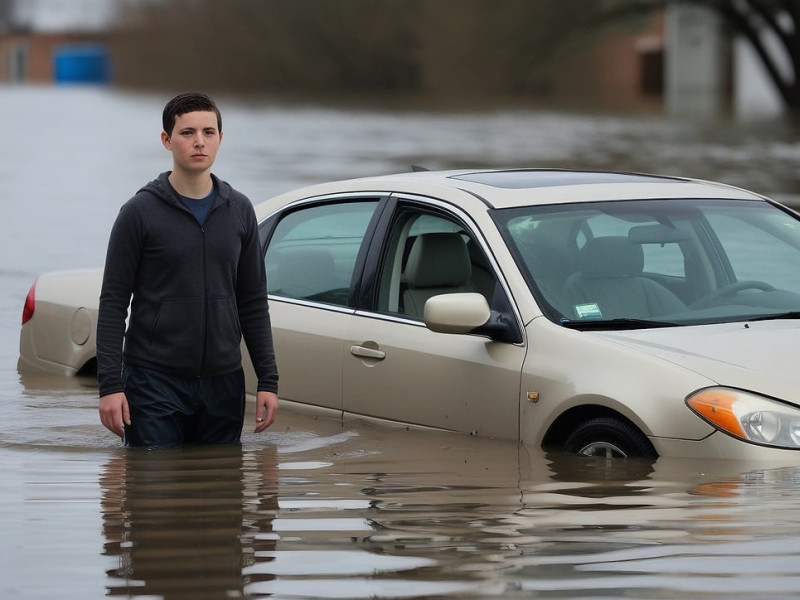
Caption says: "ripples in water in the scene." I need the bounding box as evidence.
[5,395,800,599]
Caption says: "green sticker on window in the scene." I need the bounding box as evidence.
[575,303,603,319]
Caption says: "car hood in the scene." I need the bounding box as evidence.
[593,320,800,402]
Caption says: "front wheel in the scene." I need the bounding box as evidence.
[562,415,657,459]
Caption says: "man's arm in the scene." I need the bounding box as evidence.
[236,202,280,407]
[254,391,278,432]
[99,392,131,438]
[97,203,141,435]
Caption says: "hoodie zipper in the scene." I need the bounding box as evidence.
[169,181,223,376]
[200,222,208,374]
[198,201,224,375]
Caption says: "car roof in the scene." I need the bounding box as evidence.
[257,168,767,216]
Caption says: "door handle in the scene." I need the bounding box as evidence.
[350,345,386,360]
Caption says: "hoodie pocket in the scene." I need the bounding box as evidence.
[148,298,204,368]
[206,295,242,366]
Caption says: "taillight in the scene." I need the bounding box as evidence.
[22,281,36,325]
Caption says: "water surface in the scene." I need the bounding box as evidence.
[4,86,800,599]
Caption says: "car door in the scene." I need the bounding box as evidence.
[342,196,527,440]
[258,197,383,411]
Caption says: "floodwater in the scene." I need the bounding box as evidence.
[4,86,800,599]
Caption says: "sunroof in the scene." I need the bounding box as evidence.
[450,170,686,190]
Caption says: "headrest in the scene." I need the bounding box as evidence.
[579,236,643,278]
[405,233,471,287]
[526,224,576,276]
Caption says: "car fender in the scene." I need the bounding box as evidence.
[520,317,717,447]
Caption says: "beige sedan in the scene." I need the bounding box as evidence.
[19,168,800,460]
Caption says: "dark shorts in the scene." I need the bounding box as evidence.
[122,363,246,449]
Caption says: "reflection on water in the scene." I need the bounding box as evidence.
[5,86,800,598]
[100,445,278,599]
[5,395,800,598]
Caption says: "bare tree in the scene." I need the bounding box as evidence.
[111,0,421,93]
[708,0,800,109]
[603,0,800,111]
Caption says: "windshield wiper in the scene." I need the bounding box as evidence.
[561,318,680,330]
[748,311,800,323]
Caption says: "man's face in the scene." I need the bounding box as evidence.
[161,110,222,174]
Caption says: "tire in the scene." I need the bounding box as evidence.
[562,415,657,459]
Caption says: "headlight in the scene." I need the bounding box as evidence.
[687,387,800,449]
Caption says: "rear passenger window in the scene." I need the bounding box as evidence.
[641,243,685,278]
[265,201,380,305]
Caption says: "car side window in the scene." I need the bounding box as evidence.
[265,201,380,306]
[376,208,498,318]
[706,212,800,290]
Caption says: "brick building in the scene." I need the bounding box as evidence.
[0,30,109,84]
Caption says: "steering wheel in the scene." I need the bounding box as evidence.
[690,280,775,309]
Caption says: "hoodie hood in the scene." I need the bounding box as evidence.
[140,171,233,207]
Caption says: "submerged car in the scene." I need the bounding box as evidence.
[18,168,800,460]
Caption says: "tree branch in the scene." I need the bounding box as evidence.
[717,1,793,103]
[748,0,792,47]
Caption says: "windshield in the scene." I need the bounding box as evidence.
[494,198,800,329]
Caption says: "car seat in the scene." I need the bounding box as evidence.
[519,224,578,316]
[563,236,686,320]
[402,233,476,317]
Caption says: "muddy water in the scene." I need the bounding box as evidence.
[5,87,800,598]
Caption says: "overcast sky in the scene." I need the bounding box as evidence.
[15,0,117,31]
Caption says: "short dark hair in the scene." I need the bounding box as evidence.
[162,92,222,135]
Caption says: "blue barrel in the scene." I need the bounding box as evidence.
[54,45,111,84]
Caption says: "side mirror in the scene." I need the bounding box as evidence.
[423,292,491,334]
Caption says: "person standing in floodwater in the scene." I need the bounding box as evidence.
[96,92,279,448]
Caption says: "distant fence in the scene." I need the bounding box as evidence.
[54,45,111,85]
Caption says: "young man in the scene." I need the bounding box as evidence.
[97,92,278,448]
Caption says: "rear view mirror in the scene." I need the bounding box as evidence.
[424,292,491,334]
[628,224,690,244]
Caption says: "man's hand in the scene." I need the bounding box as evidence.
[254,391,278,433]
[99,392,131,438]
